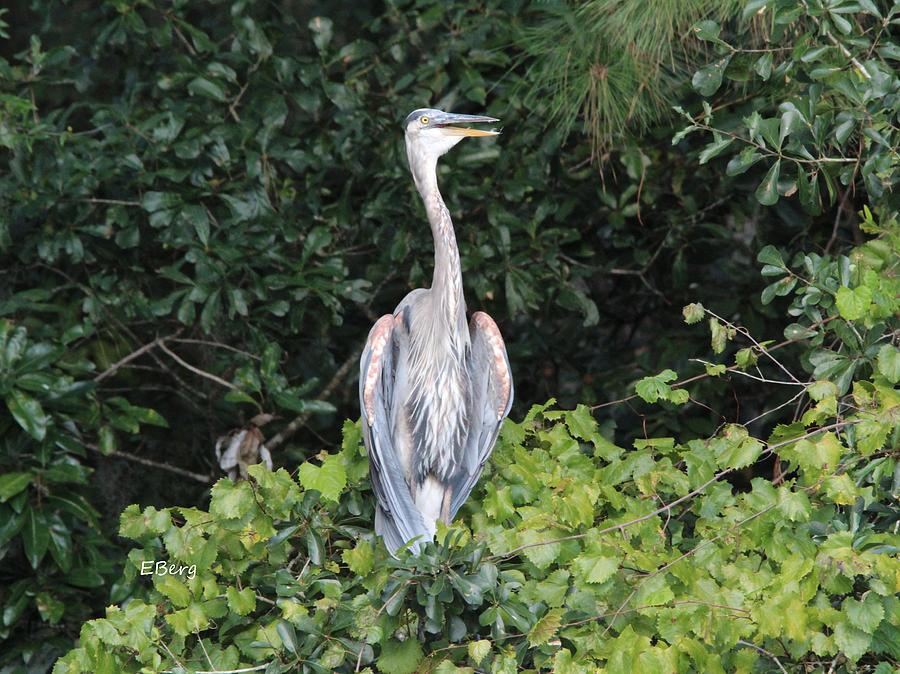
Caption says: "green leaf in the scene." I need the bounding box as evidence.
[528,608,563,646]
[698,136,734,164]
[704,363,726,377]
[565,404,598,441]
[843,595,884,634]
[573,551,618,584]
[835,286,873,321]
[692,56,732,96]
[23,507,49,569]
[691,20,721,42]
[187,77,226,101]
[876,345,900,383]
[6,389,48,440]
[834,620,872,663]
[721,435,763,470]
[709,318,732,354]
[209,479,255,520]
[726,147,763,176]
[682,303,705,324]
[0,472,32,502]
[297,453,347,502]
[755,160,781,206]
[155,574,193,609]
[756,245,785,267]
[377,639,424,674]
[226,586,256,616]
[754,52,773,80]
[635,369,677,404]
[47,514,73,572]
[634,574,674,606]
[468,639,490,666]
[342,539,374,576]
[779,106,803,145]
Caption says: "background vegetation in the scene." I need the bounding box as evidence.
[0,0,897,672]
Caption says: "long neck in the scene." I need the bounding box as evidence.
[412,155,466,327]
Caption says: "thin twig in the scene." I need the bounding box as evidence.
[706,309,803,384]
[85,442,211,484]
[737,640,789,674]
[94,331,182,382]
[799,0,871,80]
[79,197,142,207]
[157,341,240,392]
[171,338,261,360]
[162,665,271,674]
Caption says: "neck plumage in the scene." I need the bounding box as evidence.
[412,156,466,328]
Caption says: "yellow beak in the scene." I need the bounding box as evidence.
[440,127,500,137]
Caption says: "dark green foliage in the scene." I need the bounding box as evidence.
[0,0,897,670]
[53,235,899,670]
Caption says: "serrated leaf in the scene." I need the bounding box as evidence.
[573,552,618,584]
[835,286,872,321]
[834,620,872,662]
[635,369,677,404]
[227,586,257,616]
[468,639,490,665]
[298,453,347,502]
[528,608,563,646]
[682,303,705,324]
[209,479,255,520]
[377,638,423,674]
[876,345,900,383]
[844,595,884,634]
[635,573,675,607]
[342,539,374,576]
[721,436,763,470]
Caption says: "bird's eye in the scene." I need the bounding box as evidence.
[420,116,429,125]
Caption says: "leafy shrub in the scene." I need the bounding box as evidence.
[53,232,898,672]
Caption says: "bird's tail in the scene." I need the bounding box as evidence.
[375,504,433,556]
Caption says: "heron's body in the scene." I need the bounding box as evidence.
[360,109,513,553]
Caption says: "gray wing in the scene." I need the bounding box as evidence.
[449,311,514,518]
[359,314,430,554]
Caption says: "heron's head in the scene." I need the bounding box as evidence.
[403,108,499,171]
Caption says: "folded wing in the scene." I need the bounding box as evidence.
[449,311,514,518]
[359,314,430,553]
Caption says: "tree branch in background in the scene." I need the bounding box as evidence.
[85,442,210,484]
[265,347,362,451]
[94,331,183,382]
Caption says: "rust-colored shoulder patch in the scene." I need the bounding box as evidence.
[471,311,512,420]
[363,315,396,425]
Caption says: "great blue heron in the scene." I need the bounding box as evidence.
[359,109,513,554]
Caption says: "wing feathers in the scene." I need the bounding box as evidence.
[360,314,431,554]
[449,311,513,518]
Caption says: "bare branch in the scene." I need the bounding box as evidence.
[737,640,789,674]
[85,442,211,484]
[157,341,241,392]
[94,331,182,382]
